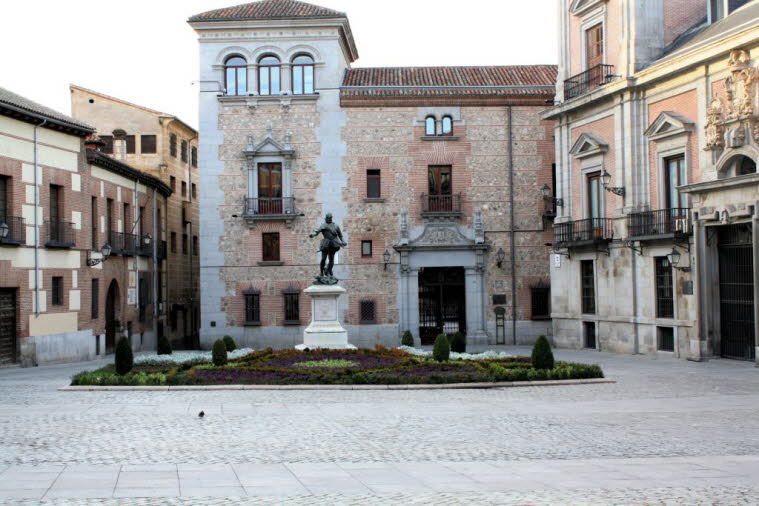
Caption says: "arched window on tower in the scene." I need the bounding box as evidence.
[225,56,247,96]
[441,116,453,136]
[291,54,315,95]
[258,55,281,96]
[425,116,436,136]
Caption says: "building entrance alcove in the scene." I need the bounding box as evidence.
[105,280,121,354]
[0,289,17,365]
[418,267,466,345]
[717,223,755,360]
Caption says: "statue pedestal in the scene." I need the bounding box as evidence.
[296,284,356,350]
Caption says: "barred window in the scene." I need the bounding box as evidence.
[91,278,99,319]
[360,300,376,324]
[283,287,300,324]
[655,257,674,318]
[52,276,63,306]
[530,282,551,320]
[361,240,373,257]
[581,260,595,314]
[191,147,198,168]
[244,289,260,325]
[181,140,188,162]
[170,134,177,158]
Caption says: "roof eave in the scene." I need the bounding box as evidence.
[0,102,94,137]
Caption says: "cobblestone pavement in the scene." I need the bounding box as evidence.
[0,347,758,504]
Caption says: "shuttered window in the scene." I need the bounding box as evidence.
[52,277,63,306]
[283,287,300,324]
[366,170,381,199]
[585,23,603,69]
[125,135,136,154]
[262,232,280,262]
[170,134,177,158]
[141,135,157,154]
[581,260,595,315]
[244,290,260,325]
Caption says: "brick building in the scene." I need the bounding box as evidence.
[545,0,758,363]
[0,87,171,366]
[189,0,557,349]
[70,86,200,349]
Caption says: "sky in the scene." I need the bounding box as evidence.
[0,0,558,130]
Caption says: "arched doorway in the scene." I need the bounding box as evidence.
[105,280,120,354]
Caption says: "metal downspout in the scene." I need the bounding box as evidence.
[187,135,197,348]
[153,188,158,322]
[507,106,517,345]
[33,119,47,317]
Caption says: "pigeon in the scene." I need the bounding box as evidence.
[198,411,205,418]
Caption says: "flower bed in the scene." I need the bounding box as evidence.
[71,347,604,387]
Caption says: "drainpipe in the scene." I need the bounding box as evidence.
[134,177,139,332]
[507,106,517,345]
[187,135,197,348]
[33,119,47,317]
[153,188,159,322]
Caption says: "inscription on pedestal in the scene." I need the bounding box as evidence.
[314,299,337,321]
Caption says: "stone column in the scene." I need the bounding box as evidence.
[399,268,420,346]
[281,64,291,95]
[754,212,759,366]
[283,160,292,200]
[247,158,257,200]
[465,267,488,346]
[690,219,706,361]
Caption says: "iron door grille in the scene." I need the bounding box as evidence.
[718,224,755,361]
[283,288,300,325]
[0,290,15,364]
[655,257,674,318]
[244,290,260,325]
[360,300,376,324]
[581,260,596,314]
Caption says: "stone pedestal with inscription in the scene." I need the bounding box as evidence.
[296,284,355,350]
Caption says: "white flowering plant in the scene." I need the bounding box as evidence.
[134,348,255,367]
[397,346,513,361]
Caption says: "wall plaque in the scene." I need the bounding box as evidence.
[314,299,337,321]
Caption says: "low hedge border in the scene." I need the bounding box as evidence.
[60,378,615,391]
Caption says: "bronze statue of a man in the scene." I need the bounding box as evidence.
[309,213,347,283]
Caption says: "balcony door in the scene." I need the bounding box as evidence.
[585,24,603,70]
[588,172,604,238]
[428,165,452,212]
[664,155,687,210]
[49,185,62,242]
[258,163,283,214]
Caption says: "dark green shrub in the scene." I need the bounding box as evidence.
[212,339,228,366]
[115,337,134,376]
[531,335,554,370]
[223,335,236,352]
[401,330,414,347]
[157,334,172,355]
[432,333,450,362]
[450,332,466,353]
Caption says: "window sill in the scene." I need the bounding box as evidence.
[530,316,552,321]
[363,198,385,203]
[421,136,459,141]
[283,321,301,326]
[244,321,261,327]
[359,321,377,325]
[257,261,284,266]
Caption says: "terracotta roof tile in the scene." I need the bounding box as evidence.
[189,0,346,22]
[0,86,94,135]
[340,66,557,102]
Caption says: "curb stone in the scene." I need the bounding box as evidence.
[59,378,614,392]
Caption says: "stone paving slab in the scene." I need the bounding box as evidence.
[1,348,759,503]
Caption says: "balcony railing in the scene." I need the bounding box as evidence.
[564,64,615,101]
[109,231,137,256]
[627,208,691,239]
[45,221,75,248]
[421,193,462,215]
[554,218,614,246]
[0,216,25,245]
[243,197,296,217]
[137,234,154,257]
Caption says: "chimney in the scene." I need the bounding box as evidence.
[85,133,105,151]
[112,129,128,161]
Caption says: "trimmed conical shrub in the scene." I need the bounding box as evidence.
[157,334,172,355]
[212,339,228,366]
[223,335,236,352]
[450,332,466,353]
[531,335,554,370]
[433,333,450,362]
[115,336,134,376]
[401,330,414,347]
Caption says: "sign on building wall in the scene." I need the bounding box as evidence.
[127,288,137,306]
[554,254,562,268]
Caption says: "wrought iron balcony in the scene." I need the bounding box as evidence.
[627,208,691,240]
[0,216,25,245]
[45,221,75,248]
[421,193,463,217]
[564,64,615,101]
[243,197,296,217]
[109,231,138,256]
[137,234,154,257]
[554,218,614,247]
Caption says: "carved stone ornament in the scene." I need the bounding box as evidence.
[704,97,725,151]
[725,49,758,121]
[753,122,759,143]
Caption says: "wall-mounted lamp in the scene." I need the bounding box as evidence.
[0,221,8,239]
[87,243,113,267]
[496,248,506,268]
[143,233,152,246]
[667,248,690,272]
[541,184,564,207]
[600,169,625,196]
[383,249,391,270]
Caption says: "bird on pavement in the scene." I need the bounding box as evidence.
[198,411,205,418]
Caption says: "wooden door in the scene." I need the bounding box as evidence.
[258,163,283,214]
[585,24,603,69]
